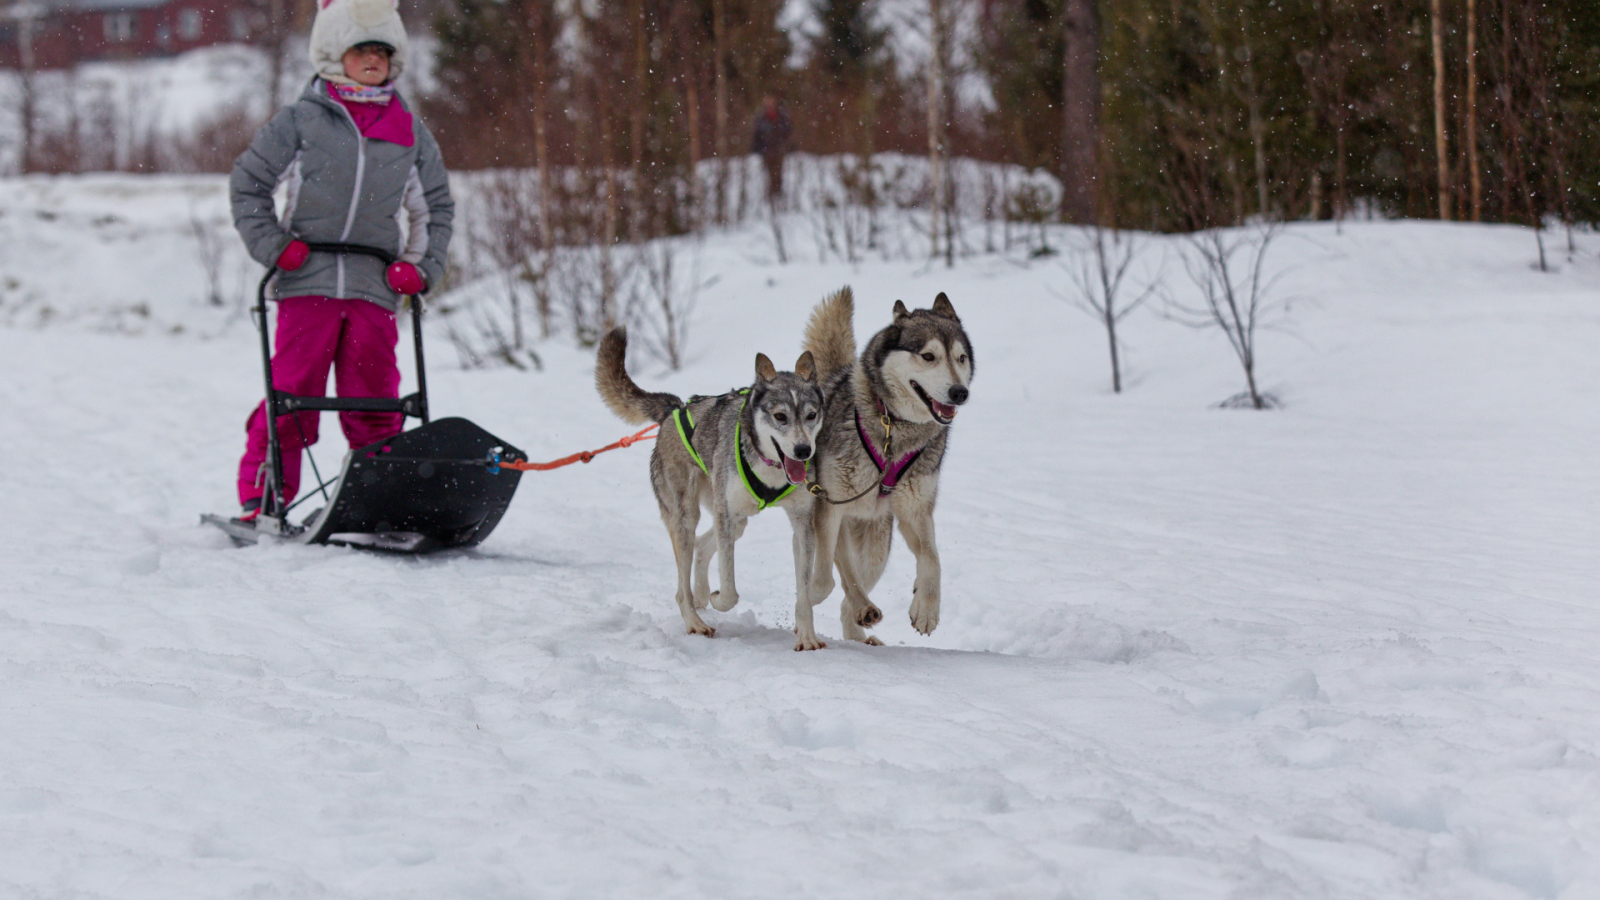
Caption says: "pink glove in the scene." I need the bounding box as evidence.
[386,261,426,295]
[276,239,309,271]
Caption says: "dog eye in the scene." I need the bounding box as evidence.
[774,413,788,424]
[958,354,967,364]
[806,411,818,421]
[921,352,936,362]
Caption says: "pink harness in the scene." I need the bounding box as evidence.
[856,405,923,496]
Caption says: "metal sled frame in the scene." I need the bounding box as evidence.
[204,243,525,552]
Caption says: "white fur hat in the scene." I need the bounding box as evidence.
[309,0,409,84]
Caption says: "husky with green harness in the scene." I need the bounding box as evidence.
[596,327,827,646]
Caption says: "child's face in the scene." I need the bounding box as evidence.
[342,45,391,87]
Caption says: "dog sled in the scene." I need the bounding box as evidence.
[203,243,528,553]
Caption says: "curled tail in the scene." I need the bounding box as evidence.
[595,327,682,424]
[803,286,857,381]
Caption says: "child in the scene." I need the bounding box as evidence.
[230,0,452,521]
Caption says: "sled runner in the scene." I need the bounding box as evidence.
[204,243,527,553]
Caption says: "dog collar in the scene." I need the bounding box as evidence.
[754,442,782,469]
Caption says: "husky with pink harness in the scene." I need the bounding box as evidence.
[798,287,974,649]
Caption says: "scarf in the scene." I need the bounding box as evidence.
[330,81,396,104]
[327,81,414,147]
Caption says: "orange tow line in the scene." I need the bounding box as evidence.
[495,423,658,472]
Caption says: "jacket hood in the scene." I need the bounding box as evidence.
[309,0,409,85]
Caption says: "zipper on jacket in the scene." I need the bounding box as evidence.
[332,95,368,300]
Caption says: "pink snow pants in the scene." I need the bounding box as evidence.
[238,295,403,506]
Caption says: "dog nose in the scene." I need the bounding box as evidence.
[948,385,969,405]
[793,443,812,460]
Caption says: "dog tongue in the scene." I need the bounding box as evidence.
[931,399,958,421]
[783,455,808,484]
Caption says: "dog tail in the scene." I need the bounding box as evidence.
[595,327,682,424]
[803,286,856,381]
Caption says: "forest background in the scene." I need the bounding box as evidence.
[425,0,1600,237]
[6,0,1597,239]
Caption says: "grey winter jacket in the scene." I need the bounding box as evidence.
[231,78,453,311]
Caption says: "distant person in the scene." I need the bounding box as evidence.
[228,0,452,523]
[751,94,792,207]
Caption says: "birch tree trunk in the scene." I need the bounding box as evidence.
[532,1,555,337]
[926,0,951,265]
[266,0,287,113]
[687,70,703,234]
[17,10,37,173]
[712,0,729,225]
[1466,0,1482,222]
[1060,0,1100,224]
[1430,0,1451,220]
[628,0,648,243]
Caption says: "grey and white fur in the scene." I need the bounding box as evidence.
[596,327,826,644]
[801,287,973,647]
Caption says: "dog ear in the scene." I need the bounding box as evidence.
[931,292,960,322]
[794,350,817,382]
[893,300,912,321]
[755,353,778,383]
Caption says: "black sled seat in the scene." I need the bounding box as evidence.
[205,242,528,554]
[306,417,524,551]
[205,418,527,553]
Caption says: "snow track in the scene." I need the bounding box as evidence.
[2,183,1599,897]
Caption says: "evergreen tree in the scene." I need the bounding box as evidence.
[801,0,898,154]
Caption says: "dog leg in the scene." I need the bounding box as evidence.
[809,500,842,606]
[692,528,716,609]
[834,526,884,645]
[709,498,743,613]
[706,517,747,612]
[897,508,942,635]
[789,506,825,651]
[666,510,714,636]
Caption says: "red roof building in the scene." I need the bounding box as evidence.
[1,0,259,70]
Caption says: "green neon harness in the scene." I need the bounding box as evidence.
[671,392,808,512]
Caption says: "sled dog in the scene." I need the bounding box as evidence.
[800,288,973,648]
[596,327,826,643]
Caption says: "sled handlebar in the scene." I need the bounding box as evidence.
[294,242,398,269]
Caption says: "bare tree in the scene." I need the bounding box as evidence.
[712,0,730,224]
[9,0,43,173]
[627,0,648,244]
[1066,226,1159,393]
[623,242,701,371]
[1060,0,1099,224]
[1168,223,1287,409]
[926,0,954,267]
[473,170,545,349]
[1430,0,1451,220]
[247,0,296,113]
[190,204,229,307]
[1465,0,1482,222]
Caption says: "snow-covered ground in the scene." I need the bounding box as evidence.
[2,173,1599,899]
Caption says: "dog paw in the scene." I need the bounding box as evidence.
[793,634,827,651]
[908,597,940,635]
[855,602,884,628]
[864,636,884,646]
[709,590,739,612]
